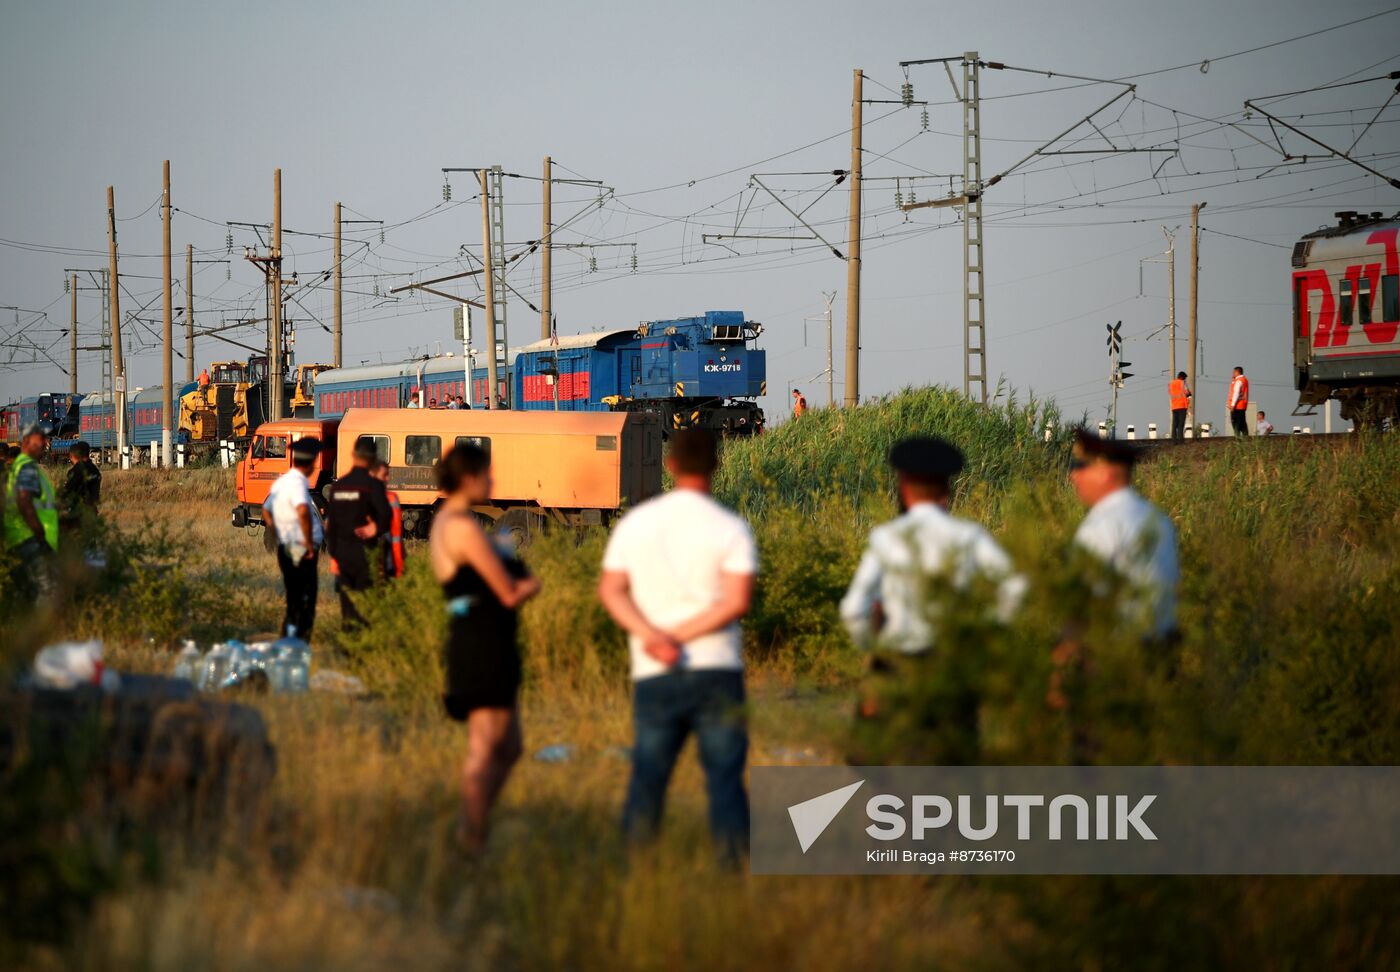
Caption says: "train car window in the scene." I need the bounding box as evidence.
[1384,275,1399,323]
[355,435,390,463]
[454,436,491,457]
[405,435,441,466]
[595,435,618,452]
[1358,278,1372,324]
[1338,278,1353,329]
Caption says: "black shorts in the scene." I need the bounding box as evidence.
[442,616,521,720]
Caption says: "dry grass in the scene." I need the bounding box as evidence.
[6,389,1400,970]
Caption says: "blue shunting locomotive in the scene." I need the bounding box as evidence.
[312,310,767,435]
[9,392,84,440]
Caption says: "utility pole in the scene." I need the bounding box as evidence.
[272,169,283,421]
[334,201,343,367]
[185,244,194,383]
[844,68,863,407]
[962,52,988,405]
[106,186,126,462]
[541,156,552,342]
[69,274,78,395]
[824,291,835,408]
[480,169,499,410]
[161,160,174,467]
[1187,202,1204,430]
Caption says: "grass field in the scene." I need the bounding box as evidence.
[3,386,1399,970]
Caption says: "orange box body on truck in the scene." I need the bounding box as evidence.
[334,408,663,536]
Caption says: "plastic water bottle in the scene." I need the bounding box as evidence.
[285,641,311,693]
[220,640,249,690]
[199,642,229,691]
[269,637,310,693]
[173,640,202,684]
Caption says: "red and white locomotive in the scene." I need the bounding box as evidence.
[1292,210,1400,423]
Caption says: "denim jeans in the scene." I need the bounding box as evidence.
[622,668,749,859]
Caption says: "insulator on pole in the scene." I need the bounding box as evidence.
[379,228,385,244]
[901,81,914,107]
[894,188,903,208]
[64,277,70,294]
[442,180,452,202]
[630,250,637,272]
[921,107,929,131]
[589,256,597,273]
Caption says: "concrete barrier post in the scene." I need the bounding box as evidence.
[121,445,131,470]
[1148,422,1158,440]
[1097,421,1108,439]
[1127,425,1136,440]
[176,442,186,469]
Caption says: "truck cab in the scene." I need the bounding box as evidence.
[232,418,339,528]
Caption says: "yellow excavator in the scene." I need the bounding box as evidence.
[180,357,333,444]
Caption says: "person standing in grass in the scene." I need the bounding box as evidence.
[369,459,406,580]
[264,437,323,642]
[791,388,807,418]
[4,426,59,597]
[839,436,1025,763]
[1256,410,1274,436]
[325,437,392,628]
[59,439,101,534]
[430,443,541,854]
[598,428,757,862]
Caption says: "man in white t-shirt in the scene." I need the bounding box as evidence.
[599,428,756,860]
[263,437,324,641]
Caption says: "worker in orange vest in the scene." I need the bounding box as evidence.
[1227,366,1250,438]
[198,367,211,388]
[792,388,808,419]
[1167,371,1191,442]
[370,459,406,579]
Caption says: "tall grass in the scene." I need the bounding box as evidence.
[4,389,1399,970]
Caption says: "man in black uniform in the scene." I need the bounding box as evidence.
[325,436,392,628]
[60,440,102,533]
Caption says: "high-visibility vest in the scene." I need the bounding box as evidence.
[1168,379,1189,411]
[384,491,405,578]
[793,395,807,417]
[1230,375,1250,410]
[4,454,59,551]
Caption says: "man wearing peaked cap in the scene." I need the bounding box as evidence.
[264,436,325,641]
[1065,427,1179,641]
[840,435,1026,762]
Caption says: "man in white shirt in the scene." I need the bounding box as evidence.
[1067,429,1179,641]
[840,437,1024,762]
[263,437,324,641]
[599,429,756,860]
[1256,410,1274,436]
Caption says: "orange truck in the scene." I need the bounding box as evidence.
[231,418,339,529]
[233,409,663,537]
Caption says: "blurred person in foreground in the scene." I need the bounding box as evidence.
[1049,430,1180,715]
[840,436,1025,764]
[369,459,406,580]
[430,443,541,854]
[264,438,323,642]
[599,429,756,862]
[5,426,59,597]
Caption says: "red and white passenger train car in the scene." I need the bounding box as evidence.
[1292,210,1400,422]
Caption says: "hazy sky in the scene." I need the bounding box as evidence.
[2,0,1397,430]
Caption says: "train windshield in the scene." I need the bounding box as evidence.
[212,363,247,383]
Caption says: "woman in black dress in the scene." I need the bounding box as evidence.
[429,443,541,853]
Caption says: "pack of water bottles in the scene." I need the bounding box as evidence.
[172,637,312,694]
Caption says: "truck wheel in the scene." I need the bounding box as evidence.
[496,508,547,546]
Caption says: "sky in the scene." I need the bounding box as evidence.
[2,0,1398,431]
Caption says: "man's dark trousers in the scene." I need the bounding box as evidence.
[1230,409,1249,437]
[277,545,318,641]
[1171,408,1188,442]
[334,548,373,629]
[623,668,749,861]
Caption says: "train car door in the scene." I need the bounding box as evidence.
[621,350,642,398]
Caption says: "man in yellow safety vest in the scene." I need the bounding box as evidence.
[4,425,59,596]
